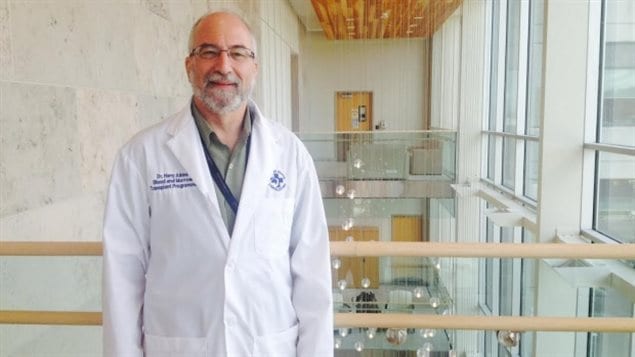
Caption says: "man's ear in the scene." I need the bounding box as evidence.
[185,57,193,82]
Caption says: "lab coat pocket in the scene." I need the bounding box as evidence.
[143,333,207,357]
[254,198,294,258]
[253,323,299,356]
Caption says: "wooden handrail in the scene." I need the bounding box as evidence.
[0,311,102,326]
[2,311,634,332]
[331,242,635,259]
[335,313,635,333]
[2,241,634,259]
[0,242,102,256]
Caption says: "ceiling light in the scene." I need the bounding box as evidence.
[414,16,423,20]
[381,12,389,19]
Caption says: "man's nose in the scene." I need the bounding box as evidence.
[212,52,232,73]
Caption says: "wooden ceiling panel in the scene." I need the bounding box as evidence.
[310,0,463,40]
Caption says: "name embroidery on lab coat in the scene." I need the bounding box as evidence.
[150,172,196,191]
[269,170,286,191]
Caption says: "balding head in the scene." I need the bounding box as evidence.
[188,11,257,57]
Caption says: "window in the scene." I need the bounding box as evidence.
[588,0,635,243]
[594,152,635,243]
[523,0,545,200]
[485,0,543,204]
[588,287,634,356]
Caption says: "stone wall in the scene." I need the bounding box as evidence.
[0,0,300,354]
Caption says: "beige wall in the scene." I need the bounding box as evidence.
[0,0,300,355]
[300,31,429,133]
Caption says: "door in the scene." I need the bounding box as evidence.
[391,215,426,283]
[335,91,373,131]
[329,226,379,289]
[335,91,373,160]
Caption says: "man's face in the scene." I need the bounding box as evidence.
[185,13,258,115]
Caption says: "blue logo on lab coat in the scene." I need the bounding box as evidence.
[269,170,286,191]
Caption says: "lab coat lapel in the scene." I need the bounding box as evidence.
[231,108,277,241]
[165,108,230,247]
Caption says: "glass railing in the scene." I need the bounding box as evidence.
[1,242,634,356]
[0,254,102,356]
[328,248,635,356]
[2,130,634,356]
[296,131,457,199]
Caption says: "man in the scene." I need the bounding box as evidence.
[102,11,333,356]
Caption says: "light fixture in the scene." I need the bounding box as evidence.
[497,330,520,347]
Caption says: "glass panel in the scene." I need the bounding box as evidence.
[298,131,457,185]
[523,140,539,200]
[599,0,635,146]
[503,0,521,133]
[502,137,516,189]
[0,326,101,356]
[525,0,545,137]
[329,259,633,354]
[485,219,496,312]
[594,152,635,243]
[0,256,102,356]
[520,230,537,357]
[589,287,634,356]
[484,330,496,356]
[499,228,514,317]
[489,0,502,132]
[0,256,101,311]
[488,134,496,180]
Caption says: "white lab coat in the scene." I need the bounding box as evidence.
[102,101,334,357]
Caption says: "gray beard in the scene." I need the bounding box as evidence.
[194,86,244,115]
[191,73,254,115]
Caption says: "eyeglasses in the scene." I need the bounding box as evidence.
[189,44,256,62]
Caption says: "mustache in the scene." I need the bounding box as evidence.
[204,72,240,86]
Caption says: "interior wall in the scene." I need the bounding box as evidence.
[430,11,462,130]
[300,32,428,132]
[0,0,300,355]
[255,0,300,128]
[0,1,205,354]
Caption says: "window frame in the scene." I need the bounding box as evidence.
[582,0,635,244]
[483,0,540,207]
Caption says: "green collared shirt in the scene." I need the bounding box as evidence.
[192,102,252,235]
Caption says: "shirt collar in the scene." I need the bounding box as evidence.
[191,100,253,149]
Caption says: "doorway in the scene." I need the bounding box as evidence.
[329,226,379,289]
[335,91,373,131]
[391,215,426,283]
[335,91,373,161]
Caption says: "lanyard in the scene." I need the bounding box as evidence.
[199,126,252,215]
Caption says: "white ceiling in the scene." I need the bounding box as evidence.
[287,0,323,32]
